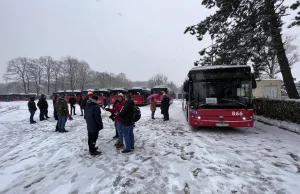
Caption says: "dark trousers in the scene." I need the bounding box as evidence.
[70,105,76,115]
[163,107,169,120]
[151,111,155,119]
[29,110,36,123]
[88,131,99,153]
[115,122,119,137]
[39,109,47,121]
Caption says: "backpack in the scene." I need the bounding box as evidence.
[132,106,141,122]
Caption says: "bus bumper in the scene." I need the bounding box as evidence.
[189,118,254,128]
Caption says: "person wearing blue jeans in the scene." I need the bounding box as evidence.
[123,125,134,151]
[55,94,69,133]
[58,116,68,132]
[118,94,136,154]
[115,122,124,146]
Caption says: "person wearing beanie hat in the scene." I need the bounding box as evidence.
[105,93,125,149]
[88,91,93,96]
[85,95,103,155]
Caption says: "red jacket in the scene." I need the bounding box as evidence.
[108,98,125,122]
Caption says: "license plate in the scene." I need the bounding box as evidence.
[215,123,229,127]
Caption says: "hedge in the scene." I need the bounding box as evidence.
[253,98,300,124]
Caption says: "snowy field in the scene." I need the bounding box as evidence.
[0,100,300,194]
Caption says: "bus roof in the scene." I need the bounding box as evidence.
[190,65,250,72]
[98,89,110,92]
[152,85,168,89]
[130,87,143,90]
[73,90,81,92]
[112,88,127,91]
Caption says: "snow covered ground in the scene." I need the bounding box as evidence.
[0,100,300,194]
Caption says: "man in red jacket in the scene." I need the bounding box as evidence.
[106,93,125,149]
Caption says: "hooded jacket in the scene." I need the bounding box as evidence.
[28,97,37,111]
[161,95,170,110]
[55,97,69,116]
[85,99,103,132]
[107,95,125,122]
[118,99,135,126]
[37,95,48,109]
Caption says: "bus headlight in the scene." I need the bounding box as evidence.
[197,116,201,120]
[243,117,246,121]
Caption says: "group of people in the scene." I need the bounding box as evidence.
[149,93,170,121]
[84,92,137,155]
[27,91,171,156]
[28,94,50,124]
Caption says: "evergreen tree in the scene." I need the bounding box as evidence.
[184,0,299,99]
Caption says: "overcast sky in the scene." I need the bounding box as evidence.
[0,0,299,86]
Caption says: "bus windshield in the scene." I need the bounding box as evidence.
[190,80,251,108]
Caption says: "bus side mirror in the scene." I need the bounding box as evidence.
[183,80,189,92]
[251,73,257,89]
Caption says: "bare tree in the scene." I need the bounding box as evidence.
[148,74,168,88]
[4,57,30,94]
[39,56,54,94]
[77,60,90,90]
[264,35,299,78]
[27,59,44,95]
[62,56,80,90]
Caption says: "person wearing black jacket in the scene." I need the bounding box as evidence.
[37,94,49,121]
[85,95,103,156]
[69,94,77,115]
[53,95,59,131]
[118,94,135,154]
[78,96,83,116]
[161,93,170,121]
[28,97,37,124]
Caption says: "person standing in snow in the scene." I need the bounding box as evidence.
[37,94,49,121]
[82,91,93,119]
[85,95,103,156]
[150,97,157,119]
[69,94,77,116]
[161,93,170,121]
[55,94,69,133]
[118,94,136,154]
[106,95,111,108]
[78,95,83,116]
[106,93,125,149]
[53,94,59,131]
[28,96,37,124]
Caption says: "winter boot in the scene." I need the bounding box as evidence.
[116,143,124,149]
[90,151,101,156]
[114,141,120,146]
[120,149,132,154]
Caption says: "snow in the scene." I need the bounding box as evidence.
[0,100,300,194]
[255,115,300,134]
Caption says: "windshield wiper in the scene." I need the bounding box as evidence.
[219,99,247,108]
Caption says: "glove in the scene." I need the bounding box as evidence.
[105,108,109,111]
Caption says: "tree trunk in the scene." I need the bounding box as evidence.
[22,76,27,94]
[266,0,299,99]
[48,73,50,95]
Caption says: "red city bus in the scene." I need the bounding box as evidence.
[128,87,150,105]
[0,95,8,102]
[110,88,128,104]
[8,93,22,101]
[95,89,110,105]
[22,93,37,101]
[150,86,175,106]
[182,65,257,128]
